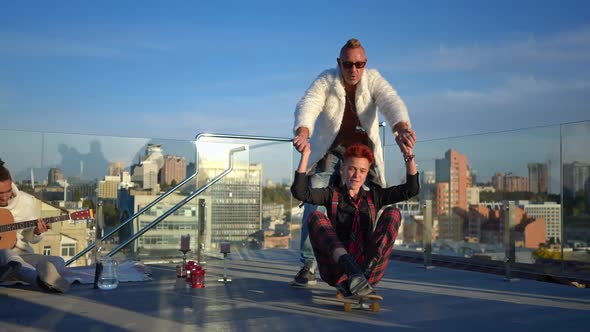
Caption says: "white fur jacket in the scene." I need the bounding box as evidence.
[294,67,410,186]
[5,183,43,253]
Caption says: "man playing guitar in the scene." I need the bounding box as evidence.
[0,159,70,293]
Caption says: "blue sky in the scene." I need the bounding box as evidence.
[1,1,589,187]
[1,0,588,141]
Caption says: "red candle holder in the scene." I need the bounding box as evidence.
[191,266,206,288]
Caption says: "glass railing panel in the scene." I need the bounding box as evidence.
[36,131,196,266]
[195,136,294,258]
[562,121,590,267]
[113,138,197,264]
[382,143,424,255]
[0,129,44,189]
[4,120,586,282]
[396,124,562,266]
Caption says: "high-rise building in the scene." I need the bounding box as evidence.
[523,202,561,243]
[563,161,590,197]
[109,161,125,176]
[435,149,469,213]
[435,182,449,215]
[504,174,529,192]
[131,144,164,191]
[118,190,211,258]
[197,160,262,249]
[528,163,548,194]
[491,172,529,192]
[161,155,186,186]
[98,175,121,200]
[491,173,505,191]
[48,167,64,185]
[435,149,470,240]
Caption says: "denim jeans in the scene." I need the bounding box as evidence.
[0,248,65,285]
[299,150,342,267]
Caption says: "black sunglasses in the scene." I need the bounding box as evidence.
[339,59,367,69]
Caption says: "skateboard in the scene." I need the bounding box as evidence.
[314,292,383,312]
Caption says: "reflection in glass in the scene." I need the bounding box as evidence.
[386,124,567,269]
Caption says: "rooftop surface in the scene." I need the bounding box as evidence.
[1,249,589,332]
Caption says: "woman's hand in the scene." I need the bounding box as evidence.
[300,141,311,157]
[296,141,311,173]
[293,127,310,153]
[395,128,416,156]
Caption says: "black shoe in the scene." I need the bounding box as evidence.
[0,261,21,281]
[338,254,373,296]
[291,263,317,288]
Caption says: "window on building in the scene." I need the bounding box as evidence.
[61,243,76,257]
[43,246,52,256]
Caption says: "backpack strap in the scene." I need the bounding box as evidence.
[366,190,376,226]
[331,187,339,221]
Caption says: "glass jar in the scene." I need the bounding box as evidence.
[97,257,119,290]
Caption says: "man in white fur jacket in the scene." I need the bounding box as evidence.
[291,38,416,287]
[0,159,70,293]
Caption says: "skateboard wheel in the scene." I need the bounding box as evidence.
[343,302,352,312]
[370,302,380,312]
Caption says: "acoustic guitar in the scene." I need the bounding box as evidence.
[0,208,93,249]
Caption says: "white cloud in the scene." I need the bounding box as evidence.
[406,75,590,140]
[136,91,301,139]
[387,25,590,72]
[439,76,589,105]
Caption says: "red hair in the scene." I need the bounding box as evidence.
[343,143,375,165]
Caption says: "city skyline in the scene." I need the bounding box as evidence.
[10,137,573,195]
[2,128,587,194]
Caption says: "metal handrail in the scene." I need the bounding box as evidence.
[65,167,200,266]
[66,133,292,266]
[194,133,292,174]
[104,145,248,257]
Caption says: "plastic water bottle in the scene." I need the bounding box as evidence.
[97,257,119,290]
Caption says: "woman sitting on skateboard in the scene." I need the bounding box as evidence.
[291,131,419,296]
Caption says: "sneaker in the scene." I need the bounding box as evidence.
[354,280,373,297]
[0,261,21,281]
[336,280,374,298]
[338,254,373,296]
[348,273,373,296]
[291,264,317,287]
[36,261,70,293]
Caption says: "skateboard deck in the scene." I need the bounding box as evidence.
[314,293,383,312]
